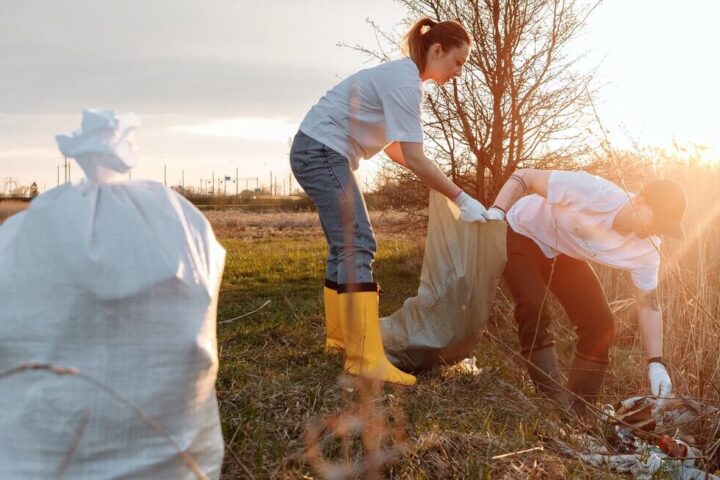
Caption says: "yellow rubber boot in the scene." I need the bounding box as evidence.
[323,281,343,351]
[338,284,416,385]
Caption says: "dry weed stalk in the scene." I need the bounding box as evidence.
[56,410,93,479]
[304,375,409,479]
[0,362,209,480]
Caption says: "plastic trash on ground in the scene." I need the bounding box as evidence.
[380,190,506,372]
[435,356,483,378]
[0,110,225,479]
[554,395,720,480]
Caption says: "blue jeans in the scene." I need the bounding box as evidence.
[289,130,377,285]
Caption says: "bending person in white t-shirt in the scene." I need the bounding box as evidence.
[290,17,488,385]
[485,169,686,416]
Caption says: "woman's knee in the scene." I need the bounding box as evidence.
[337,244,375,266]
[362,230,378,256]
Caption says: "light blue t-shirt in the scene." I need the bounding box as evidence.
[300,58,424,170]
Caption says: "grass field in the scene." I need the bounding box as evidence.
[214,214,626,479]
[2,164,717,478]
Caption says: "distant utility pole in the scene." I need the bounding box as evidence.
[212,172,215,195]
[164,164,167,187]
[235,168,239,196]
[57,165,60,186]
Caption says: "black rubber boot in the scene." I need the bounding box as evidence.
[524,346,570,409]
[566,353,608,418]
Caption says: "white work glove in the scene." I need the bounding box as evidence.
[485,206,506,221]
[648,361,672,398]
[453,191,487,223]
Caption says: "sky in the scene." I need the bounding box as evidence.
[1,0,719,193]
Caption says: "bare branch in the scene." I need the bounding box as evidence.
[346,0,601,206]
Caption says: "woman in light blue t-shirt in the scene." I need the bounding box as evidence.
[290,17,488,385]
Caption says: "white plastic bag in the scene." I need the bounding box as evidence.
[380,190,506,372]
[0,110,225,479]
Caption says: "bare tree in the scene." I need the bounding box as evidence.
[351,0,601,205]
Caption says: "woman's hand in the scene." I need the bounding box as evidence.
[453,191,488,222]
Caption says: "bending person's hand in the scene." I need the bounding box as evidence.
[453,191,487,223]
[485,206,506,221]
[648,361,672,398]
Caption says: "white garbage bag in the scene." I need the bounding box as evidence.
[0,110,225,479]
[381,190,506,372]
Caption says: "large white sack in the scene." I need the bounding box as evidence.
[0,110,225,479]
[381,190,506,372]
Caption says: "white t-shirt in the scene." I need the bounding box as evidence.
[506,171,661,290]
[300,58,424,170]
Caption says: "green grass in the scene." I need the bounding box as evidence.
[216,233,624,479]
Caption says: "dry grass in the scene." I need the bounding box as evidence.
[215,224,622,478]
[216,162,720,478]
[2,161,714,477]
[0,201,28,223]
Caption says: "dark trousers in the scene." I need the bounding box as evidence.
[504,227,614,362]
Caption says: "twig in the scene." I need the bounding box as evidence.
[56,410,93,479]
[483,330,673,443]
[0,363,209,480]
[224,442,256,480]
[227,423,244,448]
[219,300,271,324]
[491,445,544,460]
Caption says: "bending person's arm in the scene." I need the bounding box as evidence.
[490,169,553,218]
[633,286,672,398]
[384,141,487,222]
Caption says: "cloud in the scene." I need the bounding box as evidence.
[0,54,336,117]
[0,148,58,159]
[0,1,397,117]
[0,0,406,186]
[172,116,298,143]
